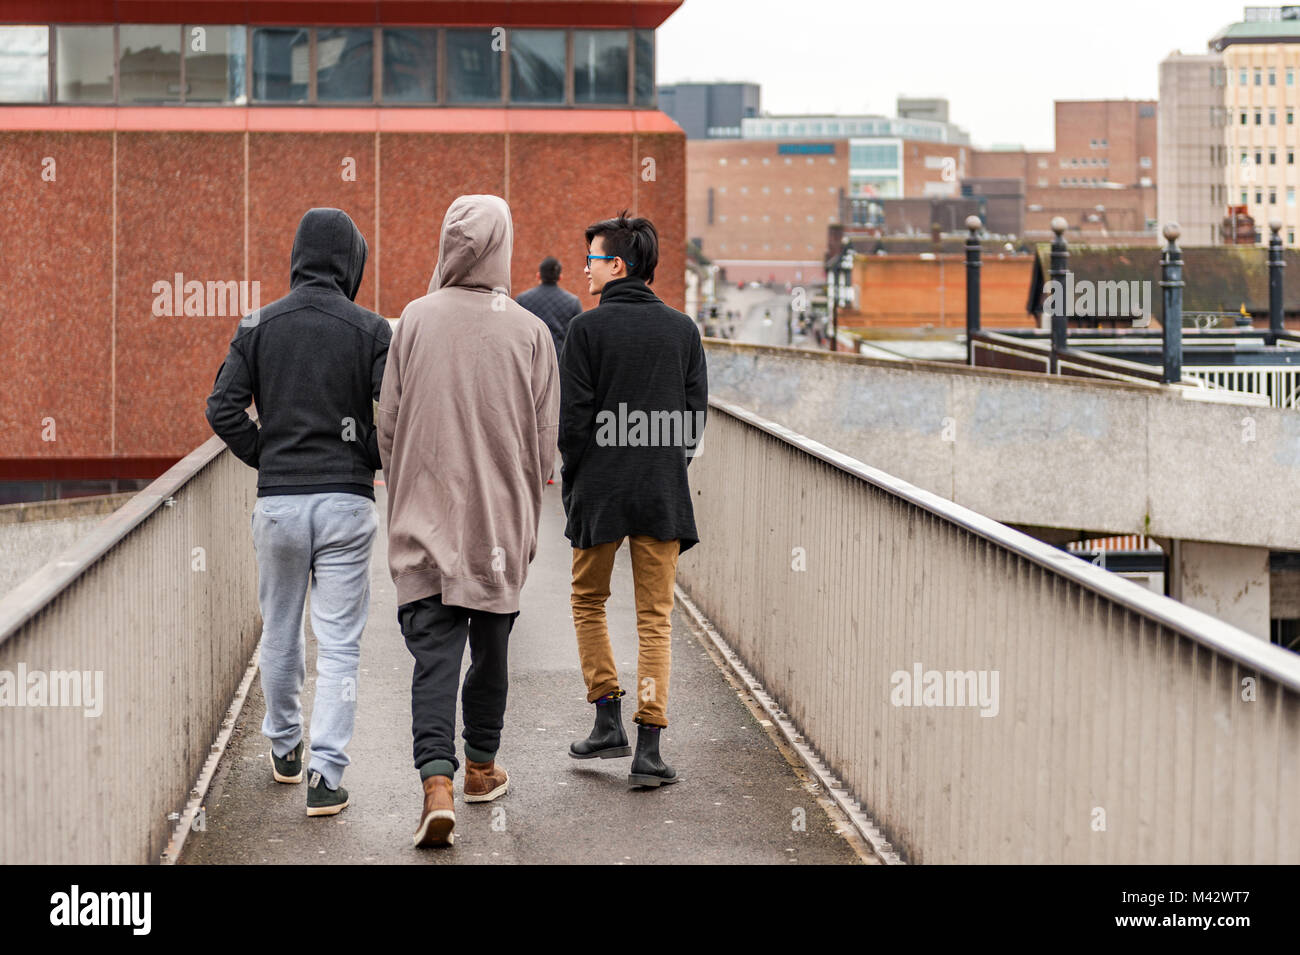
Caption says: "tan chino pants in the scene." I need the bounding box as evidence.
[570,535,680,727]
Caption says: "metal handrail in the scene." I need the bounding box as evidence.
[0,436,226,647]
[710,396,1300,692]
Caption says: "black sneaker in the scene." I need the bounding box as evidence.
[271,741,304,784]
[306,771,349,817]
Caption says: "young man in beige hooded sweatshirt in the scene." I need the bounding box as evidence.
[378,195,559,848]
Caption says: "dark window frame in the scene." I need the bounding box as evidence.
[29,24,656,108]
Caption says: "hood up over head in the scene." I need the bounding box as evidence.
[427,195,514,295]
[290,208,368,300]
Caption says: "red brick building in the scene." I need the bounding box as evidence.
[0,1,685,500]
[687,135,969,284]
[970,100,1158,240]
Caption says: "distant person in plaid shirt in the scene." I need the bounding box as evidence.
[517,256,583,362]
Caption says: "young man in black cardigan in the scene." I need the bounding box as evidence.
[558,211,708,787]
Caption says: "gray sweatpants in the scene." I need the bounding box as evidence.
[251,492,378,789]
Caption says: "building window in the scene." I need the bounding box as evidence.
[1291,151,1296,164]
[251,27,309,102]
[1100,138,1107,147]
[1256,110,1263,125]
[1270,67,1277,85]
[1290,110,1295,125]
[1271,109,1277,125]
[1290,229,1296,244]
[1272,150,1278,165]
[509,29,565,104]
[850,142,900,168]
[1256,150,1263,164]
[1139,104,1154,118]
[574,29,628,104]
[315,28,373,102]
[1256,68,1262,85]
[56,25,115,102]
[1257,189,1264,203]
[447,29,502,103]
[1243,190,1250,204]
[633,29,654,106]
[0,26,48,102]
[1290,68,1296,86]
[118,25,182,103]
[1139,156,1152,168]
[1241,111,1248,124]
[1290,187,1296,206]
[1270,188,1277,204]
[186,25,247,103]
[382,28,436,102]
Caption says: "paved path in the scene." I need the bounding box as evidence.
[181,483,868,865]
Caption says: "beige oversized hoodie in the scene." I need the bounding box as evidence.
[377,195,559,613]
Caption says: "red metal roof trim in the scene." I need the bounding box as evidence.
[0,1,683,28]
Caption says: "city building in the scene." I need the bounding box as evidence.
[687,138,846,284]
[1158,51,1228,247]
[0,0,686,500]
[897,96,951,124]
[686,99,971,282]
[969,100,1159,241]
[658,81,759,138]
[1212,6,1300,247]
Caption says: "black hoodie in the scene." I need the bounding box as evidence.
[205,208,392,499]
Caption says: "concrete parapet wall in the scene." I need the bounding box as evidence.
[705,340,1300,550]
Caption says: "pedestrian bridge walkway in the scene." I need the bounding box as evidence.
[2,391,1298,865]
[179,484,865,865]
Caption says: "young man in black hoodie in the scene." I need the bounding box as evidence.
[560,212,708,787]
[206,208,391,817]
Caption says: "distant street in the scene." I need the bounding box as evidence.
[709,285,822,349]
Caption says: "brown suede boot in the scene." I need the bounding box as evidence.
[413,775,455,848]
[464,758,509,803]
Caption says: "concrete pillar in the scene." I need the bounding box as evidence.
[1170,541,1271,639]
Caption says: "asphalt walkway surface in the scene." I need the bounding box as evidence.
[181,483,867,865]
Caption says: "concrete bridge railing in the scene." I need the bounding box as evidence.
[0,440,259,863]
[704,339,1300,551]
[677,398,1300,863]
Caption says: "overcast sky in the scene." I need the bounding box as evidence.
[657,0,1252,149]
